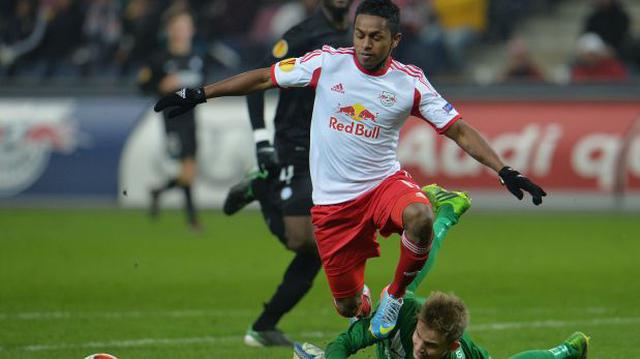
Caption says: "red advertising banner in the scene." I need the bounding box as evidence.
[398,101,640,193]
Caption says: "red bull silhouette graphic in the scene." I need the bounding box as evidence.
[338,105,356,117]
[358,109,376,122]
[336,103,378,122]
[0,101,86,197]
[24,123,76,152]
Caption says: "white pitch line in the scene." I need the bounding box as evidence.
[471,316,640,331]
[0,307,612,321]
[0,309,256,321]
[22,332,328,352]
[10,316,640,352]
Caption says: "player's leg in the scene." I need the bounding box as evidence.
[180,123,199,229]
[245,250,320,347]
[407,184,472,293]
[177,155,199,229]
[149,178,177,217]
[311,200,377,320]
[280,172,318,251]
[283,216,316,253]
[149,129,181,217]
[370,173,433,338]
[329,260,371,319]
[389,201,434,297]
[507,332,589,359]
[245,172,321,346]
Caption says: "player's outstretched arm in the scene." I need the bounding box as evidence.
[444,119,547,205]
[154,67,274,118]
[324,316,380,358]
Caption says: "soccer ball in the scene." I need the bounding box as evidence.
[84,354,118,359]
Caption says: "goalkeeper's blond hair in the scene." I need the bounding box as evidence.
[418,291,469,344]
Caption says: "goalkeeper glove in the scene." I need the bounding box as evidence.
[154,87,206,118]
[256,140,279,174]
[499,166,547,206]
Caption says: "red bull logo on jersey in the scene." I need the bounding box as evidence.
[333,103,381,138]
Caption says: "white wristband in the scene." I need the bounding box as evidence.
[253,128,271,144]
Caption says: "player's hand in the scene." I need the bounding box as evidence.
[256,140,279,174]
[154,87,206,118]
[499,166,547,205]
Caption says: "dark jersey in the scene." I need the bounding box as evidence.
[139,49,206,129]
[247,10,352,169]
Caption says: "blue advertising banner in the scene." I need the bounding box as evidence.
[0,98,150,200]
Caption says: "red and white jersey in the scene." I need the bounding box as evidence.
[271,45,460,205]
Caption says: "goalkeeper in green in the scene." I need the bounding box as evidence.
[294,185,589,359]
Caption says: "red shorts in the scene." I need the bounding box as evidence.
[311,170,431,298]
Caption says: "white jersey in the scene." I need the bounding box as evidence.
[271,46,460,205]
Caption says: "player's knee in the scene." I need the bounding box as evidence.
[178,159,196,185]
[403,203,434,245]
[284,221,316,254]
[178,175,194,186]
[285,235,316,254]
[334,296,361,318]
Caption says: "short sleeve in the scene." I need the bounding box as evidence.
[410,68,461,134]
[271,48,324,89]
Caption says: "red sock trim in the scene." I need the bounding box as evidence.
[388,233,430,298]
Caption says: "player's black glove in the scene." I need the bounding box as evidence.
[499,166,547,205]
[154,87,206,118]
[255,140,279,174]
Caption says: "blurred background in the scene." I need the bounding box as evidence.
[1,0,640,210]
[2,0,640,85]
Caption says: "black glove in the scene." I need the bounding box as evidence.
[255,140,279,174]
[154,87,206,118]
[499,166,547,205]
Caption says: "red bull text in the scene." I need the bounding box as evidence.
[329,117,381,139]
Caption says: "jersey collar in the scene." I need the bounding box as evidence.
[352,53,392,77]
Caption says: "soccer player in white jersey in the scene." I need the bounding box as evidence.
[154,0,546,340]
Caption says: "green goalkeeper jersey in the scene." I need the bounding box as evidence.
[325,294,490,359]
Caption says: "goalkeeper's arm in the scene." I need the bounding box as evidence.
[325,317,380,359]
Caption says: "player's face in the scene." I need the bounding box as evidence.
[353,14,401,71]
[324,0,353,12]
[168,14,195,45]
[412,320,454,359]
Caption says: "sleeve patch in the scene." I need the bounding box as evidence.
[443,103,454,113]
[272,39,289,59]
[278,58,297,72]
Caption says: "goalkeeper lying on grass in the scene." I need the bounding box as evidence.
[294,185,589,359]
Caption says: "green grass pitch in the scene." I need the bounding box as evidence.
[1,208,639,358]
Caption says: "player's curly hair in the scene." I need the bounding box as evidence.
[418,291,469,344]
[355,0,401,35]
